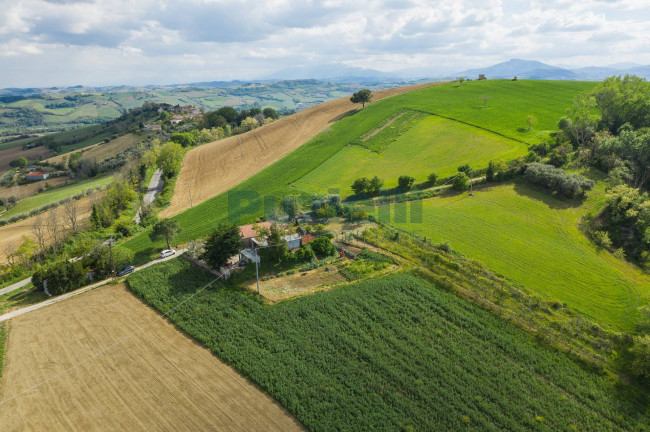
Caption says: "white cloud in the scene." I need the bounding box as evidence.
[0,0,649,86]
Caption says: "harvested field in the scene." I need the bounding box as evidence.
[0,283,303,431]
[0,193,98,264]
[0,146,52,173]
[161,82,438,217]
[0,176,69,200]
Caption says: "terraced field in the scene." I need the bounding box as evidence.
[389,183,650,330]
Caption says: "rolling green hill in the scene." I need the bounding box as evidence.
[294,114,527,196]
[386,182,650,330]
[128,260,648,431]
[119,80,650,330]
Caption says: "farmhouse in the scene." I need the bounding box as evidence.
[145,124,162,131]
[240,221,272,247]
[478,74,487,80]
[25,172,49,181]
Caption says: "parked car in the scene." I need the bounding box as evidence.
[160,249,176,258]
[117,265,135,277]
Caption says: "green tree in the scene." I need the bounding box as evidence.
[171,132,197,148]
[397,175,415,190]
[266,223,287,262]
[526,114,537,131]
[240,117,259,132]
[263,107,279,120]
[480,95,491,107]
[311,236,334,257]
[203,223,241,268]
[368,176,383,195]
[592,75,650,132]
[352,177,371,195]
[149,218,181,249]
[453,172,470,190]
[629,335,650,381]
[281,195,300,220]
[457,164,471,174]
[427,172,438,186]
[486,161,496,182]
[350,89,372,108]
[9,157,28,168]
[156,141,184,178]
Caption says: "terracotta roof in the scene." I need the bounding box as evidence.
[302,234,316,244]
[239,221,272,239]
[26,172,46,176]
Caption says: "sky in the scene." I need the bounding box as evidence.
[0,0,649,87]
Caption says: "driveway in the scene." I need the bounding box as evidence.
[135,168,164,223]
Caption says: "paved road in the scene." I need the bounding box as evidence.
[135,168,164,223]
[0,278,31,297]
[0,248,187,323]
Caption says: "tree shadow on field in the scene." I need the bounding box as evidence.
[329,109,357,124]
[513,182,584,210]
[133,247,157,266]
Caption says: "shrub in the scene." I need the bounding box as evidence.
[524,163,594,198]
[311,236,335,257]
[591,231,612,249]
[427,172,438,185]
[453,172,470,190]
[397,175,415,190]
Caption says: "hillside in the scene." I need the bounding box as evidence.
[161,82,436,216]
[122,79,648,330]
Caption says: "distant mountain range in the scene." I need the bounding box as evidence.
[451,59,650,81]
[2,59,650,96]
[264,59,650,82]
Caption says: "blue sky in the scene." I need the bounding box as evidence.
[0,0,649,87]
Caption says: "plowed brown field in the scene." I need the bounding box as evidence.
[0,146,52,174]
[0,283,303,431]
[161,82,437,217]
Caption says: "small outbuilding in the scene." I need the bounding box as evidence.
[240,221,272,248]
[478,74,486,80]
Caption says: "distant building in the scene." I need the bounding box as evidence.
[25,172,49,181]
[145,124,162,131]
[478,74,486,80]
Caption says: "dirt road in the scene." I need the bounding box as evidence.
[0,283,304,431]
[161,82,438,217]
[134,168,163,223]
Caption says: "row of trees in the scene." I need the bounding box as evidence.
[524,163,595,198]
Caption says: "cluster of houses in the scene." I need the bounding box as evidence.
[220,222,317,277]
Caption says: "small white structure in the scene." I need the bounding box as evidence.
[283,233,302,250]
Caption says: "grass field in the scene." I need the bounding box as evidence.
[294,115,527,195]
[127,259,648,431]
[397,79,598,142]
[123,81,594,262]
[0,322,5,379]
[1,175,112,220]
[386,182,650,330]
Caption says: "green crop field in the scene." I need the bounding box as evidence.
[396,79,598,142]
[294,115,527,196]
[122,80,592,263]
[385,182,650,330]
[127,259,648,431]
[1,175,113,220]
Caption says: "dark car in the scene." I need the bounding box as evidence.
[117,265,135,277]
